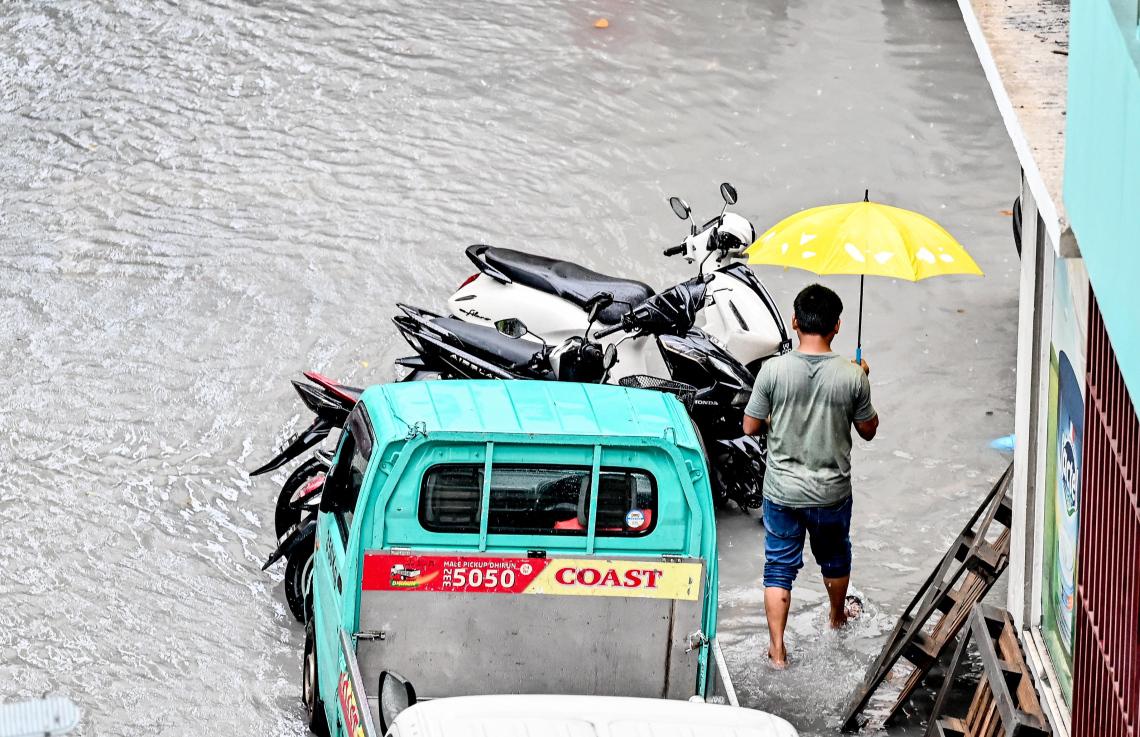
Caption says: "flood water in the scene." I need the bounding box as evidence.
[1,1,1019,734]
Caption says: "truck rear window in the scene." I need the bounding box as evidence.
[419,464,656,537]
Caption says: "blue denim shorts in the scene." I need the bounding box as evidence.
[763,496,853,590]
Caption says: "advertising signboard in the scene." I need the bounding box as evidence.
[1040,258,1088,705]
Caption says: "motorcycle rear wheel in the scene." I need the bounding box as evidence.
[285,544,314,623]
[712,460,764,510]
[274,458,327,539]
[703,434,765,511]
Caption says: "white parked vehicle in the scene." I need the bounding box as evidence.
[381,694,799,737]
[446,183,790,381]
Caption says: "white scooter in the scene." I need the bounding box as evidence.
[445,183,791,382]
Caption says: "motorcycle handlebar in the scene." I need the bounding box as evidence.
[662,243,686,257]
[593,322,628,339]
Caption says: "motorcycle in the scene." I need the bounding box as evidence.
[445,182,790,379]
[251,372,361,533]
[394,277,768,511]
[392,297,616,385]
[251,373,358,622]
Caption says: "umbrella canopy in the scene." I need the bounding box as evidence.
[745,198,983,361]
[746,200,982,280]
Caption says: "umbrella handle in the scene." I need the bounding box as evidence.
[855,345,862,365]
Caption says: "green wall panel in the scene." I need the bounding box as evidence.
[1064,0,1140,411]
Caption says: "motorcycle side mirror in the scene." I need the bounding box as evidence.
[586,292,614,323]
[495,318,528,339]
[379,671,417,733]
[720,182,738,205]
[668,196,691,221]
[603,344,617,370]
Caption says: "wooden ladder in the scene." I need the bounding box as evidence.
[926,605,1050,737]
[840,463,1015,732]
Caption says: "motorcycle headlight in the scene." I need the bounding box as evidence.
[732,389,752,407]
[659,334,705,360]
[707,355,750,389]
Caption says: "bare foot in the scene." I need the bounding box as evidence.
[767,647,788,669]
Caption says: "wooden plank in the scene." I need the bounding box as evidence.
[933,719,967,737]
[935,586,963,614]
[994,613,1049,723]
[924,622,974,737]
[995,493,1013,528]
[966,681,989,726]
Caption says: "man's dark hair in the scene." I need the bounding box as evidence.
[793,284,843,336]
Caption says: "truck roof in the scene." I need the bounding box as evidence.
[359,380,700,450]
[392,695,799,737]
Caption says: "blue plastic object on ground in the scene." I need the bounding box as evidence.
[989,434,1016,453]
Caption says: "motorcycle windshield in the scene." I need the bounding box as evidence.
[629,277,707,336]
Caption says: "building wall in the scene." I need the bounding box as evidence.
[1064,0,1140,413]
[1064,7,1140,731]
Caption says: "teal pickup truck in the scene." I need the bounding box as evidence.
[302,380,739,736]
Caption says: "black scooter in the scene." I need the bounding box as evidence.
[393,278,768,511]
[252,373,359,622]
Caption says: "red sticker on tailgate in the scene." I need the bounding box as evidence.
[362,553,549,593]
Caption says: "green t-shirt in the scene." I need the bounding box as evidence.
[745,351,876,507]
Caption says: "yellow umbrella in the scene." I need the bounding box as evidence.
[745,193,983,362]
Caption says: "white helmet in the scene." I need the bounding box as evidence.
[712,212,756,253]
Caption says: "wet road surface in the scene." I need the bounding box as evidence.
[0,1,1018,734]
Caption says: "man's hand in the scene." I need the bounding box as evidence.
[854,414,878,441]
[852,358,870,376]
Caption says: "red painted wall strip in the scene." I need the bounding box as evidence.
[1073,295,1139,737]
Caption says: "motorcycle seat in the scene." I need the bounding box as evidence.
[432,317,544,369]
[482,247,653,323]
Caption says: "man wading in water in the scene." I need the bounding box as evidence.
[743,284,879,668]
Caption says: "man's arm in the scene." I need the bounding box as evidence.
[743,364,773,437]
[852,360,878,441]
[743,414,768,437]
